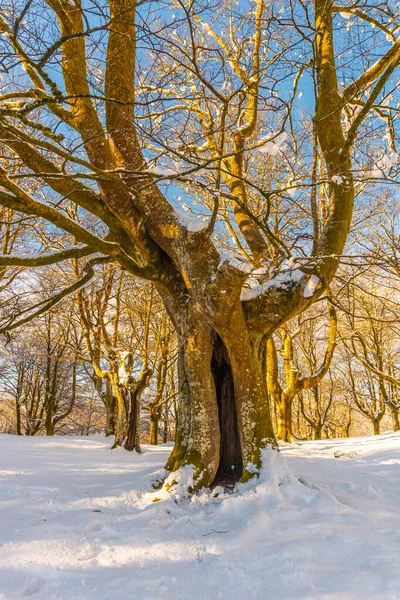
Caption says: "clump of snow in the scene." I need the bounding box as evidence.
[241,267,305,301]
[303,274,320,298]
[237,446,303,496]
[140,464,196,506]
[370,152,399,177]
[287,182,297,198]
[117,351,132,385]
[218,252,253,274]
[256,131,288,155]
[147,164,177,176]
[331,175,343,184]
[243,461,260,475]
[174,207,209,232]
[210,485,225,498]
[251,266,269,277]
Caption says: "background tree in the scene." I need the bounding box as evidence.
[267,297,337,442]
[0,308,80,435]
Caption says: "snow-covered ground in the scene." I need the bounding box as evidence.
[0,432,399,600]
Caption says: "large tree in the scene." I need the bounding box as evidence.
[0,0,399,487]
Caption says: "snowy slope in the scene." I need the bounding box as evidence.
[0,432,399,600]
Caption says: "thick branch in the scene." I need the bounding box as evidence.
[105,0,143,171]
[0,246,93,267]
[342,37,400,104]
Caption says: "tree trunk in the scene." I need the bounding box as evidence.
[112,385,128,448]
[15,398,22,436]
[315,423,322,440]
[104,400,116,437]
[165,338,193,472]
[373,419,380,436]
[149,413,159,445]
[276,394,293,443]
[389,405,400,432]
[44,399,55,436]
[92,375,115,437]
[45,416,55,436]
[124,388,140,451]
[162,402,169,443]
[124,368,152,452]
[164,303,276,489]
[148,324,169,445]
[104,381,116,437]
[344,408,352,437]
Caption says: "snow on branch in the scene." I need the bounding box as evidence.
[0,246,93,267]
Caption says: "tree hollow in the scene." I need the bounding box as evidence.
[211,333,243,485]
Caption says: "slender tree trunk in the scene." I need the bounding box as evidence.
[149,412,159,445]
[345,409,352,437]
[104,402,116,437]
[148,325,168,445]
[45,415,55,436]
[124,389,139,451]
[162,402,169,443]
[165,338,193,471]
[93,376,116,437]
[373,419,380,436]
[15,398,22,436]
[104,381,116,437]
[276,394,293,443]
[315,423,322,440]
[124,368,152,452]
[45,387,55,435]
[389,405,400,432]
[112,383,128,448]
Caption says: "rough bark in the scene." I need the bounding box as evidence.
[164,293,276,488]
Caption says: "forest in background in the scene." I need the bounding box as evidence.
[1,221,400,445]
